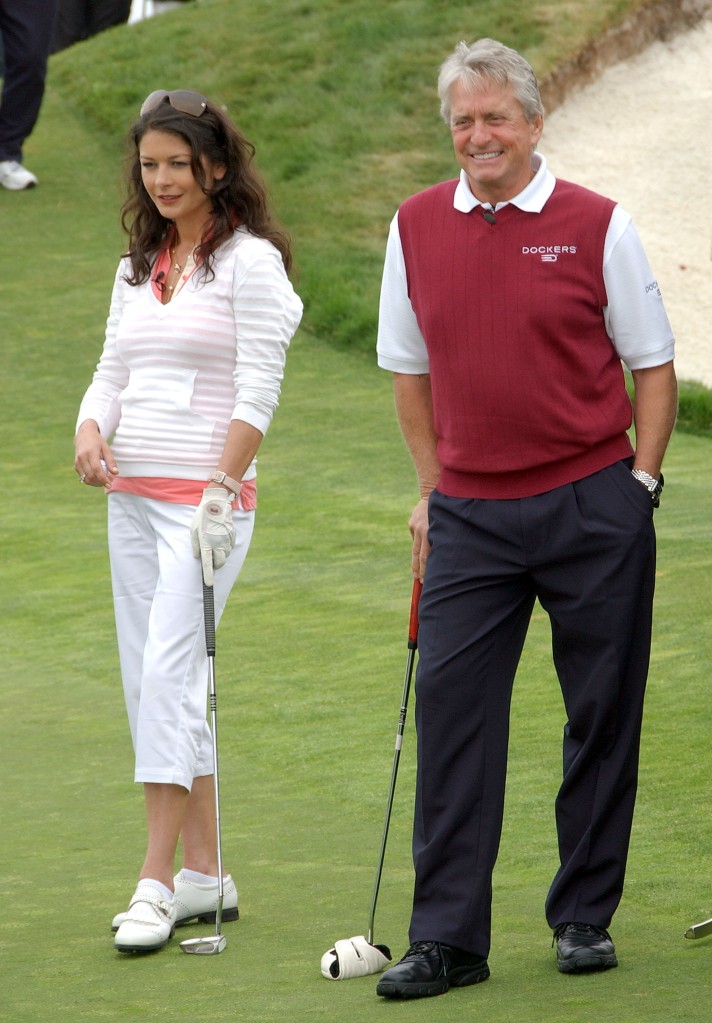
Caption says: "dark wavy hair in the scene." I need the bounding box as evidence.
[121,96,293,284]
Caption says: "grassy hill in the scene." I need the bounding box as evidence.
[45,0,681,353]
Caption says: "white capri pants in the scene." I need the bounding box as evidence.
[107,492,254,790]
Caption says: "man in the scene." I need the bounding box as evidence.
[0,0,58,190]
[376,38,677,1000]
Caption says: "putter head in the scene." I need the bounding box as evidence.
[180,934,227,955]
[684,917,712,940]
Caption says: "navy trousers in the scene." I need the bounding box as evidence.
[0,0,58,162]
[408,460,657,958]
[51,0,131,54]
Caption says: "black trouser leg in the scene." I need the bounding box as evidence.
[409,490,535,958]
[0,0,58,161]
[540,462,656,927]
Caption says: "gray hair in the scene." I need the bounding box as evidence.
[438,38,544,124]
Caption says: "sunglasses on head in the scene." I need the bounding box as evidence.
[140,89,208,117]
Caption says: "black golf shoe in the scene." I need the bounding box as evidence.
[554,923,618,974]
[375,940,490,999]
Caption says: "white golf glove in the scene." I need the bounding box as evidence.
[190,487,236,586]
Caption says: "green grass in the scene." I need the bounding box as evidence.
[676,380,712,438]
[1,2,711,1020]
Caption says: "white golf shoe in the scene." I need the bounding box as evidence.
[113,879,177,952]
[0,161,38,190]
[111,870,238,932]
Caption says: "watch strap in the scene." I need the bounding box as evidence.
[631,469,663,507]
[208,471,243,496]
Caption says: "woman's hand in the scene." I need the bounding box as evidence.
[190,488,236,586]
[74,420,119,489]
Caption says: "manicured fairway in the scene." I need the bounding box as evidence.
[1,3,710,1019]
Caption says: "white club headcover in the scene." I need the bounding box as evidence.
[320,935,392,980]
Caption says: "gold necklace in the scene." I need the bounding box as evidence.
[167,245,196,292]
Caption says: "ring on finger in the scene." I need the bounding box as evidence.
[79,473,87,483]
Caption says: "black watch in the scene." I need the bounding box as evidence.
[631,469,664,508]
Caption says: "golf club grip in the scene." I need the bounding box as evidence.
[202,581,216,656]
[408,578,423,649]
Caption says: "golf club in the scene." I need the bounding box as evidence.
[684,916,712,940]
[321,577,423,980]
[180,580,227,956]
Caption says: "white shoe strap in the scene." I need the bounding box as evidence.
[128,890,172,918]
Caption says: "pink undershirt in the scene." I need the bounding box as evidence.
[107,244,257,511]
[109,475,257,510]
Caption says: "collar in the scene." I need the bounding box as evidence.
[453,152,556,214]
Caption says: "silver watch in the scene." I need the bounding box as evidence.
[631,469,664,507]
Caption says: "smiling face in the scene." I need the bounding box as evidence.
[138,129,223,240]
[449,77,543,205]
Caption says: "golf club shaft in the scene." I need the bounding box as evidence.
[203,581,225,935]
[367,578,422,945]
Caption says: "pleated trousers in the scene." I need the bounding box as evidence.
[408,459,657,957]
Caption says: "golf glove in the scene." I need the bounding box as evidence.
[190,487,236,586]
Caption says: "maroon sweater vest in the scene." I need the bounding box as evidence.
[398,178,634,498]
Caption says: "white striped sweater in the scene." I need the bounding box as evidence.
[76,229,302,480]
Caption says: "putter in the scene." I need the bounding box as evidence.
[321,578,422,979]
[180,581,227,956]
[685,917,712,940]
[367,576,422,946]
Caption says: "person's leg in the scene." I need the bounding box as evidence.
[408,491,535,959]
[0,0,58,162]
[88,0,131,35]
[110,772,237,931]
[108,493,159,750]
[135,499,254,885]
[50,0,87,54]
[181,774,220,875]
[132,500,253,790]
[110,496,253,878]
[534,462,656,928]
[177,503,254,875]
[141,782,190,890]
[112,498,253,947]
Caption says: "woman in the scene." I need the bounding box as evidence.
[74,89,302,953]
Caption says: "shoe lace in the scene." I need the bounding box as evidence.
[405,940,439,956]
[552,922,611,946]
[405,937,433,953]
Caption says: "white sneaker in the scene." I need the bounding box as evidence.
[111,870,238,931]
[113,879,177,952]
[0,161,38,190]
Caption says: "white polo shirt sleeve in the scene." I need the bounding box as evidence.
[377,212,430,374]
[602,208,676,370]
